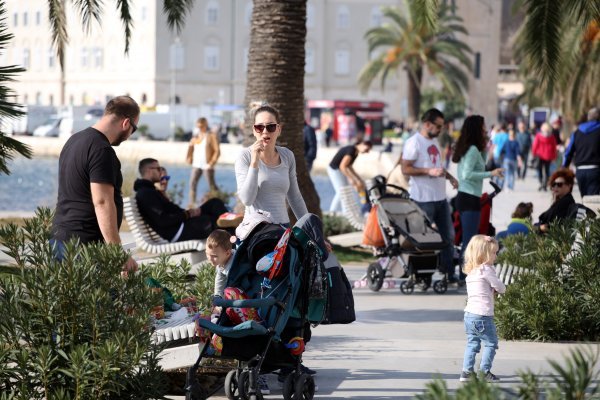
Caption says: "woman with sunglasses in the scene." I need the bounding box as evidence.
[536,168,576,233]
[235,103,308,226]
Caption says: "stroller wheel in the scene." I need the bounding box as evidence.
[238,370,264,400]
[224,370,241,400]
[294,373,315,400]
[283,373,296,400]
[400,281,414,294]
[433,280,448,294]
[366,262,385,291]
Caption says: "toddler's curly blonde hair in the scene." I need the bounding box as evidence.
[462,235,498,274]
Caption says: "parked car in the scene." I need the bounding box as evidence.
[32,116,62,137]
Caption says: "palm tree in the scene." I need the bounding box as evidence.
[515,0,600,90]
[0,1,32,175]
[358,2,472,122]
[242,0,320,217]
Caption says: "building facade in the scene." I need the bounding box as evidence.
[3,0,501,123]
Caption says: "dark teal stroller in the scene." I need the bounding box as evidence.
[185,215,328,400]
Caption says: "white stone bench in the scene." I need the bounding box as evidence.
[495,263,525,286]
[123,196,206,256]
[339,185,365,230]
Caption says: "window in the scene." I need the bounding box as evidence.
[35,92,41,105]
[22,48,30,68]
[48,48,55,68]
[206,1,219,24]
[23,12,28,26]
[141,6,147,21]
[336,6,350,29]
[305,46,315,74]
[335,49,350,75]
[13,12,17,27]
[36,11,41,25]
[370,7,383,27]
[245,2,253,26]
[93,47,103,68]
[80,48,88,67]
[243,47,249,73]
[204,45,220,71]
[49,94,54,105]
[307,4,315,28]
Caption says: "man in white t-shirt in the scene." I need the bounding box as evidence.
[401,108,459,281]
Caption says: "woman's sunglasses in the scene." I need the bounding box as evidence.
[550,181,564,188]
[253,123,278,134]
[160,175,171,182]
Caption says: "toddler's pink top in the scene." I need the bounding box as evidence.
[464,263,506,316]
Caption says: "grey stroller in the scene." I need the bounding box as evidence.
[364,176,449,294]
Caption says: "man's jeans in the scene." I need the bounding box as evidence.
[327,166,349,213]
[414,199,455,276]
[576,168,600,197]
[462,312,499,373]
[50,238,67,261]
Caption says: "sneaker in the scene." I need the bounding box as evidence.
[459,370,473,382]
[300,363,317,375]
[483,371,500,382]
[257,375,271,395]
[217,212,244,228]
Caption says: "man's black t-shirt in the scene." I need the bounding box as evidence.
[329,145,358,170]
[52,127,123,244]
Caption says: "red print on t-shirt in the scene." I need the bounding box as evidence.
[427,145,440,165]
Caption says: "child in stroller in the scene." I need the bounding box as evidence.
[363,176,450,294]
[186,215,328,400]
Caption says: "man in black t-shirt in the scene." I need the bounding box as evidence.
[52,96,140,273]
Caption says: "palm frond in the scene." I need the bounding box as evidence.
[115,0,135,54]
[410,0,438,32]
[566,0,600,28]
[162,0,195,34]
[72,0,102,33]
[519,0,565,89]
[48,0,68,70]
[358,57,385,93]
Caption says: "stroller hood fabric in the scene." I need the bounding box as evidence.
[293,213,329,261]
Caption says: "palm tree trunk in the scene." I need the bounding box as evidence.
[406,66,423,123]
[243,0,321,219]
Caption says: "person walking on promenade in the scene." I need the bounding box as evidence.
[51,95,139,273]
[452,115,504,282]
[402,108,458,281]
[532,122,558,191]
[135,158,228,241]
[499,129,522,191]
[304,121,317,172]
[488,123,508,187]
[516,121,532,179]
[187,117,220,207]
[562,107,600,196]
[327,140,372,213]
[460,235,505,383]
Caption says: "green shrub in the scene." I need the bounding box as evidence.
[495,218,600,341]
[322,213,359,237]
[0,208,168,399]
[416,347,599,399]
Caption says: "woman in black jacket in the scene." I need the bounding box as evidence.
[536,168,576,233]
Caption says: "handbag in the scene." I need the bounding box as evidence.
[530,156,540,169]
[321,253,356,324]
[362,205,385,247]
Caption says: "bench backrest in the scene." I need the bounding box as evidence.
[123,196,169,247]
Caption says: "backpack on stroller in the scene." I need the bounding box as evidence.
[363,176,450,294]
[185,215,328,400]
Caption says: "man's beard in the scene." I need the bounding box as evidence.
[427,131,439,139]
[112,130,129,146]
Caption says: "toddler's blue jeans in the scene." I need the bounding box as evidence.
[462,312,499,373]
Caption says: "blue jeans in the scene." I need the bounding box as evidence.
[460,210,481,280]
[50,238,67,261]
[492,157,505,188]
[327,166,349,213]
[414,200,455,276]
[576,168,600,197]
[462,312,499,373]
[502,159,517,190]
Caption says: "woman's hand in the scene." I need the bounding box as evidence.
[250,140,265,168]
[491,168,504,178]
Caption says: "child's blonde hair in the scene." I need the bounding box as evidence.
[462,235,498,274]
[206,229,233,251]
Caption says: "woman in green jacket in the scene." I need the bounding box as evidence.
[452,115,504,281]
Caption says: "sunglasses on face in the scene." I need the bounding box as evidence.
[129,118,138,134]
[160,175,171,182]
[551,181,565,188]
[253,123,278,134]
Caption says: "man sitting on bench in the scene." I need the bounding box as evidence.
[134,158,229,241]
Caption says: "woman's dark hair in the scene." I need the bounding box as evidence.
[512,202,533,219]
[253,103,280,123]
[356,139,373,148]
[548,168,575,192]
[452,115,486,163]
